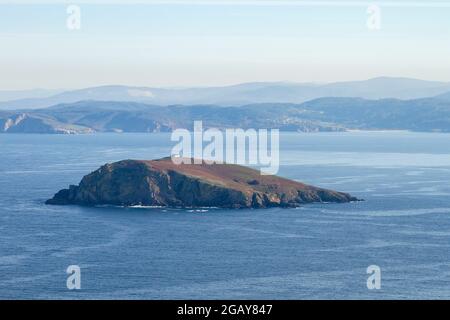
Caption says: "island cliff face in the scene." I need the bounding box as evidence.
[46,158,357,208]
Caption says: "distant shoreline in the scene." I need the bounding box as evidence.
[3,129,450,135]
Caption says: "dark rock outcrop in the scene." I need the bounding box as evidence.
[46,158,358,208]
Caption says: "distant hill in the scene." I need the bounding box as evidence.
[434,91,450,101]
[1,77,450,110]
[0,89,63,103]
[2,95,450,134]
[298,97,450,132]
[0,100,343,134]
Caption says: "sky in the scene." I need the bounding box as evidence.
[1,0,450,90]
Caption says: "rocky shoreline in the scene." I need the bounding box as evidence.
[46,157,358,209]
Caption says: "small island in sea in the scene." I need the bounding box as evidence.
[46,157,357,208]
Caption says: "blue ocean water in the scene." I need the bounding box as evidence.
[1,131,450,299]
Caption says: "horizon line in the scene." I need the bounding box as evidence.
[2,76,450,92]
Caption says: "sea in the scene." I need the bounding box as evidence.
[1,131,450,299]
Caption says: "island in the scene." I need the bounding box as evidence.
[46,157,358,208]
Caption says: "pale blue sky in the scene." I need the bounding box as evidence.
[1,1,450,89]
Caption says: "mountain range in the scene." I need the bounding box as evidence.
[2,77,450,110]
[2,93,450,134]
[2,76,450,134]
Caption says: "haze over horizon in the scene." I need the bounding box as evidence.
[1,76,449,93]
[1,1,450,90]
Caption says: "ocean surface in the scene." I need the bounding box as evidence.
[1,131,450,299]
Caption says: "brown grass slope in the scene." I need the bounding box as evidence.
[46,157,357,208]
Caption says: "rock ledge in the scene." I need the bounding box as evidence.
[46,158,358,208]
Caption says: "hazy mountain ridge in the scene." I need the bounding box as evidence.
[0,89,64,102]
[2,77,450,110]
[2,93,450,133]
[0,101,343,133]
[299,96,450,131]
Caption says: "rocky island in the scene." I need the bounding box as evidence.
[46,158,357,208]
